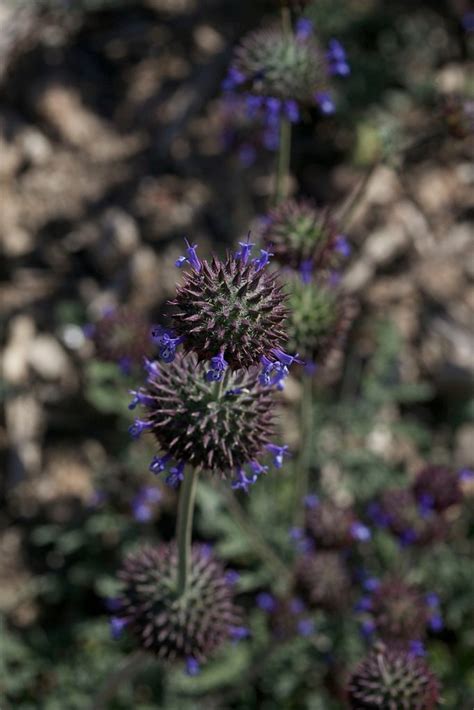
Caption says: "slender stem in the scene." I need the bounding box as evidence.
[91,651,147,710]
[280,4,291,34]
[293,376,314,527]
[223,488,291,586]
[274,116,292,205]
[176,467,199,595]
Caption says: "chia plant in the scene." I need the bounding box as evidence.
[347,643,440,710]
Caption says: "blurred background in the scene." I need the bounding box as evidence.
[1,0,473,708]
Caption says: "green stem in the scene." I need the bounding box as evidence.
[274,116,292,205]
[293,376,314,527]
[176,467,199,595]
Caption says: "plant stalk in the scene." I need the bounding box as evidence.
[176,467,199,595]
[274,115,292,205]
[293,376,314,526]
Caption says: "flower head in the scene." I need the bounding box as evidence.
[115,543,242,663]
[228,22,347,115]
[257,199,346,273]
[295,552,351,611]
[131,353,277,478]
[367,578,431,644]
[88,306,152,374]
[170,247,288,370]
[373,488,447,547]
[306,500,365,550]
[347,643,440,709]
[286,275,357,376]
[412,465,462,513]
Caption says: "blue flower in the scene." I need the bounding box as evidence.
[245,94,264,117]
[271,349,304,367]
[297,618,314,637]
[355,596,372,612]
[185,656,201,676]
[128,390,155,410]
[253,248,274,271]
[175,238,201,272]
[409,640,426,657]
[299,259,313,284]
[335,234,351,257]
[128,419,152,440]
[259,355,288,388]
[295,18,313,41]
[143,356,160,379]
[429,614,443,633]
[425,592,439,609]
[225,570,240,586]
[205,352,229,382]
[229,626,250,641]
[222,66,246,91]
[304,494,319,509]
[149,454,171,475]
[231,467,258,493]
[351,522,371,542]
[110,616,127,639]
[315,91,335,115]
[289,597,305,614]
[459,468,474,482]
[363,577,380,593]
[235,235,255,264]
[284,99,300,123]
[360,619,375,638]
[249,460,268,476]
[165,462,185,488]
[257,592,276,612]
[265,443,290,468]
[326,39,350,76]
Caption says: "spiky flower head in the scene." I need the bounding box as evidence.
[170,244,288,371]
[113,543,243,664]
[367,579,430,643]
[412,465,462,513]
[347,643,440,709]
[88,306,152,373]
[286,276,357,373]
[305,500,368,550]
[295,552,350,611]
[368,489,446,547]
[129,353,291,488]
[256,592,314,640]
[226,21,348,117]
[258,199,349,273]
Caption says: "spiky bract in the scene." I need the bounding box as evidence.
[141,354,275,474]
[116,543,242,662]
[259,200,340,271]
[233,27,327,104]
[412,465,462,513]
[91,306,151,370]
[370,579,429,643]
[306,501,357,550]
[347,643,440,709]
[287,277,356,370]
[295,552,350,610]
[171,255,287,370]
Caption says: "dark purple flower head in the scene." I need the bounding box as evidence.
[88,306,153,372]
[226,21,347,117]
[115,543,243,664]
[412,465,463,513]
[170,245,288,371]
[347,643,440,710]
[306,500,363,550]
[295,552,351,611]
[367,578,431,644]
[258,199,346,274]
[130,353,287,482]
[375,488,447,547]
